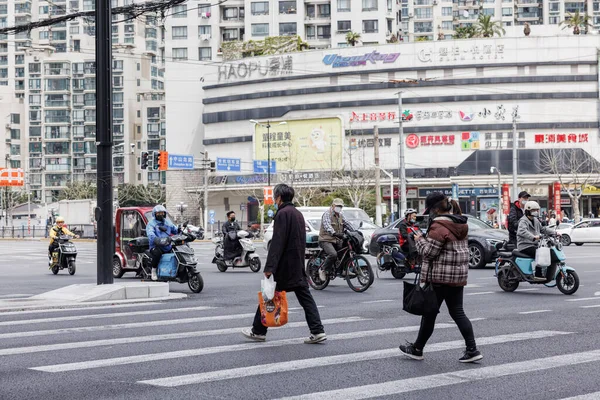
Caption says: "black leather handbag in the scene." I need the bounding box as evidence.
[402,262,439,316]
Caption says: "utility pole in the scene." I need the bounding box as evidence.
[397,91,407,216]
[512,113,518,201]
[95,0,114,284]
[203,151,209,234]
[374,126,382,226]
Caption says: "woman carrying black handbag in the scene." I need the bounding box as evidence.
[399,192,483,363]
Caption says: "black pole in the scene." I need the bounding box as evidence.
[267,122,271,187]
[95,0,114,285]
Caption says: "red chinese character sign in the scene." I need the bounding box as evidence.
[0,168,24,187]
[405,134,456,148]
[349,110,414,123]
[502,184,511,228]
[263,186,273,205]
[553,182,562,216]
[534,133,589,144]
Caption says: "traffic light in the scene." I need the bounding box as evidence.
[157,151,169,171]
[209,161,215,172]
[140,151,149,170]
[152,151,160,170]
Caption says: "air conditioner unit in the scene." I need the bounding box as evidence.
[5,123,10,129]
[34,56,39,61]
[433,0,438,4]
[408,13,414,18]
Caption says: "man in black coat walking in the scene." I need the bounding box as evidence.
[508,191,530,245]
[242,184,326,344]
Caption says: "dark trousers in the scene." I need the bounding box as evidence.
[252,285,324,336]
[414,285,477,350]
[319,241,339,271]
[48,243,59,257]
[149,247,167,269]
[520,246,537,258]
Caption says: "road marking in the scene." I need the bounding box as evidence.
[465,284,485,288]
[517,288,541,292]
[289,306,324,311]
[361,300,395,304]
[518,310,552,315]
[566,297,600,302]
[0,302,162,316]
[0,294,33,298]
[138,330,571,387]
[580,304,600,309]
[0,306,216,327]
[278,340,600,400]
[560,391,600,400]
[465,291,494,296]
[3,317,367,358]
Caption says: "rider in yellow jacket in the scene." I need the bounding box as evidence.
[48,216,79,266]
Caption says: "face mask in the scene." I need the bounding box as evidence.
[530,211,539,217]
[230,217,236,222]
[274,204,278,211]
[411,218,416,223]
[334,206,342,214]
[155,214,165,222]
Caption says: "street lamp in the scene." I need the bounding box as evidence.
[374,165,395,224]
[490,166,503,229]
[250,120,287,187]
[176,201,188,223]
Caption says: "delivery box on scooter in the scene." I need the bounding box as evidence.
[158,253,177,278]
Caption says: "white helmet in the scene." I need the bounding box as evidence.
[524,201,540,211]
[404,208,417,217]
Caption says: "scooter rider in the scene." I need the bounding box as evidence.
[508,191,531,246]
[517,201,555,278]
[48,216,79,267]
[146,205,178,281]
[318,198,354,280]
[222,211,242,265]
[398,208,419,254]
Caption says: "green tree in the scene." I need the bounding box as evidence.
[415,36,430,42]
[475,15,505,38]
[117,184,166,207]
[453,25,477,39]
[345,31,361,46]
[58,181,97,200]
[560,11,592,35]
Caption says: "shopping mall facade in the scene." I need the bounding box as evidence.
[165,35,600,224]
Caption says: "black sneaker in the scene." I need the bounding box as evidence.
[459,348,483,363]
[399,342,424,361]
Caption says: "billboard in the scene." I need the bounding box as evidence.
[253,118,343,172]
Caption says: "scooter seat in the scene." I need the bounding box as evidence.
[512,250,532,259]
[498,251,513,258]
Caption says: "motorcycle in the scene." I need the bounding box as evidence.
[375,234,421,279]
[183,223,204,240]
[49,235,77,275]
[126,229,204,293]
[495,236,579,295]
[306,230,374,293]
[212,230,261,273]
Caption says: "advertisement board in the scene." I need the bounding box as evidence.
[253,118,343,171]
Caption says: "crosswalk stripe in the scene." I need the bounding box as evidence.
[278,342,598,400]
[566,297,600,302]
[139,330,571,388]
[465,291,494,296]
[560,391,600,400]
[3,317,367,357]
[518,310,552,315]
[0,302,163,316]
[29,317,378,372]
[0,306,216,326]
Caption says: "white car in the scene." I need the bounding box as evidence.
[263,220,320,255]
[560,219,600,246]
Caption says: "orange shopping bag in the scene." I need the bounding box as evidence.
[258,291,288,327]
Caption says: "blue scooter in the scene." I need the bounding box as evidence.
[495,236,579,295]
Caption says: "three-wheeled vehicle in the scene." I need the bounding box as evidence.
[113,207,204,293]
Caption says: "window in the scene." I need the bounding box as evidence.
[171,4,187,17]
[306,4,315,17]
[251,23,269,36]
[10,129,20,140]
[11,114,20,124]
[279,1,296,14]
[198,4,211,16]
[442,21,453,29]
[10,145,21,156]
[415,8,432,18]
[198,47,212,60]
[15,55,24,64]
[29,79,41,89]
[172,26,187,39]
[251,2,269,15]
[39,30,49,39]
[198,25,211,36]
[223,7,238,19]
[317,4,330,17]
[279,22,297,35]
[317,25,331,39]
[414,22,433,32]
[113,92,123,103]
[362,19,378,33]
[337,0,351,11]
[147,107,160,119]
[306,25,315,38]
[502,7,512,16]
[565,2,585,13]
[222,28,239,40]
[172,47,188,60]
[483,8,494,15]
[549,16,559,24]
[337,20,351,32]
[30,126,41,137]
[0,68,6,78]
[362,0,378,11]
[442,6,453,15]
[70,25,79,34]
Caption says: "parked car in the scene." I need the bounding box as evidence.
[560,219,600,246]
[368,215,508,269]
[263,220,320,258]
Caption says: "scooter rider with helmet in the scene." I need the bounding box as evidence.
[146,205,178,281]
[48,216,79,267]
[517,200,556,279]
[398,209,419,254]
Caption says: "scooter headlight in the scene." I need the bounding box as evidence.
[555,242,563,251]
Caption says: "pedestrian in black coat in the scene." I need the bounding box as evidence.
[242,183,326,344]
[507,191,530,245]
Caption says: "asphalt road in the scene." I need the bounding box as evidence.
[1,240,600,399]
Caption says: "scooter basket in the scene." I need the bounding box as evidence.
[158,253,178,278]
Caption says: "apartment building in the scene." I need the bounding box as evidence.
[1,0,165,203]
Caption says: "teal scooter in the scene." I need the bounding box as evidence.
[495,236,579,295]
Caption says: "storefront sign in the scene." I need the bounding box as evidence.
[217,56,293,82]
[349,137,392,149]
[383,187,418,200]
[502,184,511,222]
[482,131,526,150]
[406,134,456,149]
[349,110,413,123]
[520,185,549,197]
[418,44,505,64]
[414,111,453,121]
[553,182,562,215]
[418,187,498,198]
[451,184,459,201]
[278,171,330,183]
[534,133,589,144]
[323,51,400,68]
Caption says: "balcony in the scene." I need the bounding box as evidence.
[458,0,480,8]
[45,116,70,123]
[44,67,70,76]
[45,100,70,108]
[516,11,541,19]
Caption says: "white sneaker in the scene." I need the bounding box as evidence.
[241,328,266,342]
[151,268,158,281]
[304,333,327,344]
[318,268,327,282]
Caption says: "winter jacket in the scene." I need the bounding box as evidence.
[415,214,470,287]
[517,216,555,251]
[265,202,308,291]
[398,219,419,247]
[507,202,524,244]
[146,218,178,251]
[319,209,353,243]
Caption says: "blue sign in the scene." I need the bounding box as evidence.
[451,184,459,201]
[209,217,215,225]
[209,210,215,218]
[419,187,498,198]
[216,157,241,172]
[253,160,277,174]
[267,210,274,218]
[168,154,194,170]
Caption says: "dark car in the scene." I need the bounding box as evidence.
[369,215,508,269]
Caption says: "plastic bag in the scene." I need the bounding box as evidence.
[535,246,551,267]
[261,275,276,301]
[258,291,288,327]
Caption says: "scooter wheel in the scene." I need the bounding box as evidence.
[217,262,228,272]
[391,266,406,279]
[51,265,59,275]
[557,269,579,295]
[249,258,261,273]
[68,261,76,275]
[188,273,204,293]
